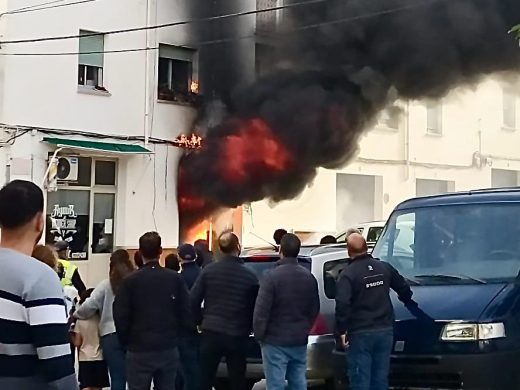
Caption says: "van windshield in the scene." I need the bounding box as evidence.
[372,203,520,284]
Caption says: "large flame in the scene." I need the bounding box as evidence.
[219,118,292,184]
[186,220,211,242]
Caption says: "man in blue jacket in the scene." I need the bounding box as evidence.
[253,233,320,390]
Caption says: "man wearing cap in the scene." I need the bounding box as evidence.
[55,240,87,294]
[177,243,201,390]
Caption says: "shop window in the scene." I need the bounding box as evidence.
[46,190,90,260]
[95,160,116,185]
[92,193,115,254]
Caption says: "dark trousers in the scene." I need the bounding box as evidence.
[178,333,200,390]
[127,348,179,390]
[199,330,248,390]
[346,328,394,390]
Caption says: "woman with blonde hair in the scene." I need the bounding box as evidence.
[75,249,134,390]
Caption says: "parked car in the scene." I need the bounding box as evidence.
[335,220,386,250]
[334,188,520,389]
[215,244,350,390]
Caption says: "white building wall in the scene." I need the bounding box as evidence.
[242,79,520,247]
[0,0,196,286]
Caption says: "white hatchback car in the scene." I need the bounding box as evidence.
[335,220,386,250]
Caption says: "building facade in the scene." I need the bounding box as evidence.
[0,0,200,285]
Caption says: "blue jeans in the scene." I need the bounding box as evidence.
[101,333,127,390]
[261,343,307,390]
[178,333,200,390]
[346,328,394,390]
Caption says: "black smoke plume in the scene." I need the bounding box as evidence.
[179,0,520,225]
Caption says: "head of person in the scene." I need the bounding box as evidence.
[347,233,369,259]
[178,243,197,264]
[79,288,95,305]
[320,235,337,245]
[165,253,181,272]
[273,228,288,245]
[133,250,144,269]
[346,228,362,239]
[32,244,58,271]
[218,232,241,256]
[57,261,65,280]
[194,239,211,267]
[0,180,44,254]
[138,232,162,263]
[109,249,134,293]
[54,240,69,260]
[280,233,301,259]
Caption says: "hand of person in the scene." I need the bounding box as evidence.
[340,334,349,349]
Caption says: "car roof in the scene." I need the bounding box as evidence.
[395,187,520,211]
[241,244,346,258]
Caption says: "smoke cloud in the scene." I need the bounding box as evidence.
[179,0,520,226]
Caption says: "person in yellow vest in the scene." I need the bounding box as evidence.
[55,240,87,295]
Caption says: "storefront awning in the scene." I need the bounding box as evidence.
[43,137,152,154]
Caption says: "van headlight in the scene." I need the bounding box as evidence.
[441,323,506,341]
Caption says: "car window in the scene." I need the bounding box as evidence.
[367,226,384,242]
[373,203,520,283]
[243,256,312,281]
[323,258,349,299]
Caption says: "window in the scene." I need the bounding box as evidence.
[426,101,442,134]
[503,88,517,129]
[95,160,116,186]
[491,169,519,188]
[255,43,275,77]
[323,259,349,299]
[373,203,520,283]
[78,30,104,88]
[45,157,116,260]
[416,179,452,197]
[158,45,195,103]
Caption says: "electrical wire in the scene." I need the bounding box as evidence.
[0,0,445,56]
[0,0,95,17]
[0,0,329,45]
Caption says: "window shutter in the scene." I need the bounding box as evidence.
[79,31,104,67]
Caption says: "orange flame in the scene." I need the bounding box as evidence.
[186,220,210,243]
[173,134,203,149]
[190,81,199,94]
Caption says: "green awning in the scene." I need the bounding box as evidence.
[43,137,152,154]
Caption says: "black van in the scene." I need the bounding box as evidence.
[335,188,520,389]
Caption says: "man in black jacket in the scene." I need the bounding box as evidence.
[254,233,320,390]
[113,232,191,390]
[335,233,412,390]
[191,232,259,390]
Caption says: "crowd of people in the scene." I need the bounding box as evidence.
[0,179,412,390]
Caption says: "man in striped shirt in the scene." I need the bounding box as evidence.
[0,180,78,390]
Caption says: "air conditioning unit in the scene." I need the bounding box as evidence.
[57,157,79,182]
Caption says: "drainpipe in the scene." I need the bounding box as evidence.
[404,101,410,181]
[144,0,153,146]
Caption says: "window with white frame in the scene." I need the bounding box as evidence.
[78,30,105,88]
[158,45,195,103]
[426,101,442,135]
[503,88,517,129]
